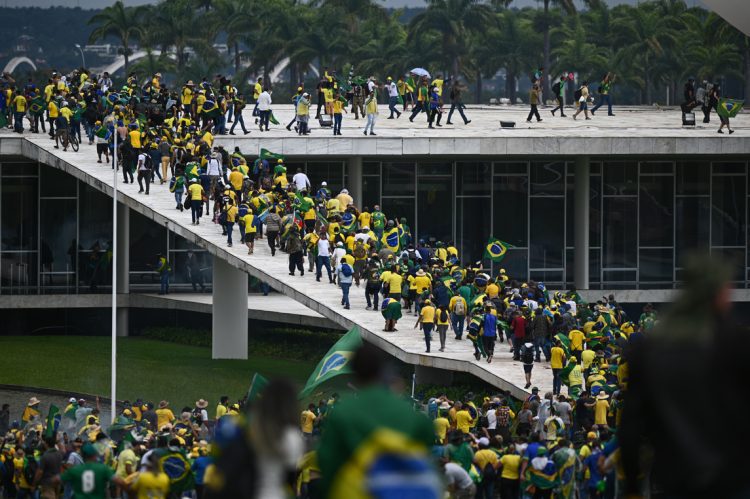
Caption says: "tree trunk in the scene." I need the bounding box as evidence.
[542,0,551,102]
[475,70,482,104]
[645,71,651,105]
[508,69,516,103]
[290,63,298,94]
[452,57,460,81]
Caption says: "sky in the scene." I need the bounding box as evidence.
[0,0,709,10]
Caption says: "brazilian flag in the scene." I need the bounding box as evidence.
[484,238,513,262]
[381,227,400,252]
[717,98,744,119]
[155,447,195,493]
[29,96,46,116]
[269,111,280,125]
[300,327,362,399]
[247,372,269,403]
[260,148,284,162]
[341,211,357,233]
[295,192,313,213]
[555,332,571,356]
[44,405,60,439]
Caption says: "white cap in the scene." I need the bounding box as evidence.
[341,188,349,194]
[69,397,77,403]
[321,181,327,186]
[478,437,490,446]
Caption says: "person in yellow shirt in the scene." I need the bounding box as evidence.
[415,299,436,353]
[228,166,244,196]
[224,200,238,247]
[155,401,175,430]
[130,454,170,499]
[454,405,473,434]
[385,266,403,300]
[449,294,468,339]
[550,339,566,396]
[22,397,41,423]
[187,179,204,225]
[332,91,346,135]
[473,437,499,497]
[240,208,256,255]
[498,446,522,495]
[181,81,194,116]
[568,328,585,362]
[581,347,596,385]
[11,92,27,133]
[434,409,450,444]
[300,404,317,438]
[12,448,33,494]
[358,209,371,230]
[594,392,610,427]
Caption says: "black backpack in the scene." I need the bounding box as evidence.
[521,344,534,364]
[552,82,561,95]
[23,457,38,485]
[574,88,583,101]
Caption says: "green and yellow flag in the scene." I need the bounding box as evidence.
[247,372,269,403]
[299,327,362,399]
[155,447,195,492]
[484,238,513,262]
[44,405,60,439]
[260,148,284,162]
[717,98,744,119]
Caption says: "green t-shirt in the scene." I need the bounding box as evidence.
[372,211,385,229]
[61,462,115,499]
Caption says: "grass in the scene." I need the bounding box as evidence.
[0,336,316,409]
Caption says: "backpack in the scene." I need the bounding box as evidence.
[353,241,367,259]
[407,248,417,262]
[521,344,534,364]
[23,457,38,485]
[454,298,466,316]
[497,406,511,427]
[552,82,561,95]
[168,176,177,192]
[574,88,583,101]
[144,154,153,170]
[341,263,353,277]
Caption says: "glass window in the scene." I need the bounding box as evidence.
[590,162,602,175]
[77,247,112,292]
[713,162,746,175]
[529,270,563,285]
[40,199,77,275]
[1,176,38,251]
[565,172,600,249]
[493,176,528,247]
[711,175,746,247]
[362,176,380,211]
[603,197,637,268]
[458,197,491,264]
[381,198,415,234]
[457,162,491,196]
[640,161,673,175]
[639,175,674,247]
[129,211,167,272]
[363,161,380,175]
[79,184,112,250]
[711,248,745,281]
[0,251,38,291]
[169,250,210,285]
[530,161,565,196]
[382,162,415,196]
[40,164,77,197]
[417,175,453,244]
[564,248,601,285]
[419,161,452,176]
[1,162,38,177]
[603,161,637,195]
[530,197,564,268]
[602,270,637,283]
[639,248,673,283]
[500,248,528,283]
[675,197,710,266]
[676,161,710,195]
[169,232,203,251]
[306,161,344,194]
[494,162,527,175]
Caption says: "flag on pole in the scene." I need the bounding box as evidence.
[247,372,270,402]
[717,98,744,119]
[44,405,61,439]
[484,238,513,262]
[300,327,362,398]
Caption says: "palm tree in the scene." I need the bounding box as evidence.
[408,0,495,79]
[552,17,608,82]
[149,0,216,73]
[88,0,145,74]
[214,0,253,74]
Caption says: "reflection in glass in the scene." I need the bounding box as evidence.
[493,176,528,247]
[458,197,491,265]
[639,175,674,247]
[530,161,565,196]
[40,199,77,288]
[40,164,77,197]
[0,252,38,292]
[639,248,673,283]
[603,161,637,195]
[382,162,415,196]
[530,197,564,268]
[603,197,637,268]
[130,211,167,272]
[417,175,453,243]
[675,197,709,266]
[711,176,746,247]
[1,177,38,251]
[456,162,491,196]
[306,161,344,194]
[381,198,415,233]
[676,161,709,195]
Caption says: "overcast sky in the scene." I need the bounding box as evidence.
[1,0,708,10]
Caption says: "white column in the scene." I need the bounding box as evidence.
[212,256,248,359]
[347,156,363,209]
[574,156,590,290]
[116,203,129,337]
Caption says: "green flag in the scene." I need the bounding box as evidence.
[247,372,270,402]
[44,405,60,439]
[717,98,744,119]
[295,192,313,213]
[300,327,363,399]
[260,148,284,162]
[484,238,514,262]
[555,332,571,356]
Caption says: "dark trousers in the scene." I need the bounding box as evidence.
[366,285,380,309]
[333,113,342,134]
[388,96,401,118]
[137,169,151,193]
[592,94,613,115]
[13,111,24,132]
[289,251,304,274]
[191,199,202,223]
[159,272,169,295]
[482,335,496,357]
[512,336,523,359]
[552,96,565,115]
[316,94,324,117]
[316,255,332,281]
[266,230,278,255]
[500,478,520,499]
[259,110,270,130]
[340,282,351,307]
[447,102,468,123]
[428,108,442,126]
[230,113,247,133]
[552,368,562,395]
[409,102,424,120]
[451,313,465,339]
[527,104,541,121]
[423,323,434,352]
[226,221,234,244]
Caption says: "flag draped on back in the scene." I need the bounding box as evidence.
[381,227,400,252]
[299,327,362,398]
[154,447,195,492]
[717,98,744,119]
[295,192,313,213]
[484,238,513,262]
[29,96,46,116]
[44,405,60,439]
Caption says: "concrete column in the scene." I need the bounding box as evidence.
[574,156,590,290]
[212,256,248,359]
[116,203,130,337]
[415,365,454,386]
[347,156,363,209]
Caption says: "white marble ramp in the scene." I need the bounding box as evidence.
[3,132,563,398]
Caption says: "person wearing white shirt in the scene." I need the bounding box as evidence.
[386,77,401,119]
[257,89,272,132]
[206,153,222,194]
[331,242,347,268]
[316,234,333,283]
[444,462,476,498]
[292,168,311,192]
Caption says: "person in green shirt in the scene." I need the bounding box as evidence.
[591,72,616,116]
[371,205,386,242]
[60,443,126,498]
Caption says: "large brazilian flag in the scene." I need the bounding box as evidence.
[717,98,744,119]
[381,227,400,252]
[299,327,363,399]
[484,238,513,262]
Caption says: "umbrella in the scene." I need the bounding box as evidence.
[410,67,431,79]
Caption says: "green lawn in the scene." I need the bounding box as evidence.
[0,336,315,409]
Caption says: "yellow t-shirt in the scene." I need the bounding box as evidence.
[188,183,204,201]
[225,205,238,223]
[181,87,193,105]
[13,457,31,489]
[581,349,596,369]
[595,399,610,425]
[129,130,142,149]
[115,448,137,478]
[455,410,472,434]
[48,101,59,118]
[215,404,228,420]
[358,212,371,229]
[333,100,344,114]
[13,95,27,112]
[500,454,521,480]
[568,365,583,387]
[229,170,244,190]
[300,410,316,434]
[434,417,450,443]
[44,84,55,102]
[550,346,565,369]
[253,83,262,100]
[155,408,175,430]
[474,449,498,471]
[132,471,170,499]
[241,214,256,233]
[59,107,73,123]
[387,273,403,295]
[420,305,436,324]
[413,275,431,294]
[568,329,585,351]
